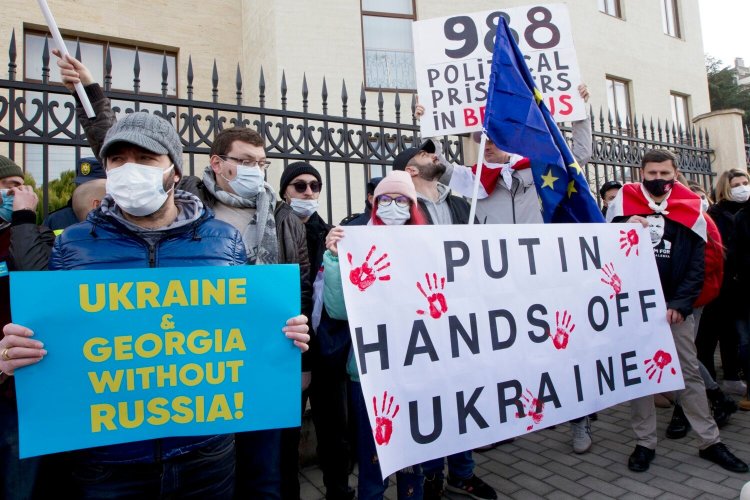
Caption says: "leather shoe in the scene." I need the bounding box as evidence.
[628,445,655,472]
[666,404,690,439]
[699,443,749,473]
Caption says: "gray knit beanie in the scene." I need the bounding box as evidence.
[0,155,23,180]
[99,112,183,176]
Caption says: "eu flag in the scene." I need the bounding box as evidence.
[483,18,604,223]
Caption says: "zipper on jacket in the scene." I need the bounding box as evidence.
[148,244,156,268]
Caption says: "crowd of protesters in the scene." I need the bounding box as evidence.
[0,51,749,500]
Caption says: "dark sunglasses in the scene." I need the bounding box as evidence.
[291,180,322,193]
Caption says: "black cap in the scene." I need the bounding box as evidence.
[599,180,623,198]
[279,161,322,195]
[75,157,106,185]
[392,139,436,170]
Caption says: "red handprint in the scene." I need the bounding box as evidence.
[552,310,575,350]
[644,349,677,384]
[515,388,544,431]
[600,262,623,299]
[373,391,400,446]
[416,273,448,319]
[348,245,391,291]
[619,229,640,257]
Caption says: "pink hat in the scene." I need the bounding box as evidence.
[374,170,417,204]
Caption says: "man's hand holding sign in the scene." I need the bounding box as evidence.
[6,266,308,458]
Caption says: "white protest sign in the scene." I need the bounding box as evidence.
[338,223,683,478]
[413,3,585,136]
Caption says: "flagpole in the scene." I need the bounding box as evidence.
[37,0,95,118]
[468,132,487,225]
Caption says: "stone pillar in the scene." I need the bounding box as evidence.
[693,109,746,176]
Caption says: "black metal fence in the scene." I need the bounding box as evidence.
[0,32,715,223]
[745,125,750,168]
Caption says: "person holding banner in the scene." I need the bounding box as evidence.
[0,157,44,500]
[1,111,311,498]
[278,162,355,500]
[607,149,748,474]
[414,84,592,225]
[390,146,498,499]
[54,50,314,498]
[322,171,427,500]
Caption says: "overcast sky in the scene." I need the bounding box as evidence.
[699,0,749,67]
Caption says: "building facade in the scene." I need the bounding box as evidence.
[0,0,713,220]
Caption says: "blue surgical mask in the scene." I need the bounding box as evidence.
[0,189,14,222]
[224,166,264,198]
[290,198,319,218]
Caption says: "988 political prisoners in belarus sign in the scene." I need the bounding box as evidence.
[413,3,586,136]
[338,224,684,479]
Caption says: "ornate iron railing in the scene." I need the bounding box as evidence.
[0,31,715,222]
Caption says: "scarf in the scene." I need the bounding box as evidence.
[201,167,279,264]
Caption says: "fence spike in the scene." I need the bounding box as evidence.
[161,53,169,97]
[321,76,328,115]
[657,118,662,141]
[259,66,265,108]
[133,48,141,94]
[212,59,219,102]
[281,70,287,110]
[649,117,655,140]
[394,91,401,123]
[360,83,366,119]
[341,79,348,117]
[75,39,81,61]
[378,87,384,121]
[598,107,605,133]
[104,43,112,91]
[302,73,308,113]
[8,29,17,80]
[41,35,50,84]
[186,55,194,100]
[234,63,242,105]
[411,93,417,124]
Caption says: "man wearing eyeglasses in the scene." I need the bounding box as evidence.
[55,52,313,499]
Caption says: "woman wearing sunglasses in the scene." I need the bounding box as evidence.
[322,170,427,500]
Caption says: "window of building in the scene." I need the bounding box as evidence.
[24,31,177,95]
[670,92,690,132]
[606,77,632,133]
[361,0,416,90]
[598,0,622,18]
[661,0,681,38]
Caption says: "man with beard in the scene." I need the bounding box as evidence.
[392,141,472,225]
[393,143,495,500]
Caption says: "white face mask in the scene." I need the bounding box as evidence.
[290,198,319,217]
[224,165,264,198]
[377,203,411,225]
[106,163,174,217]
[700,197,709,212]
[730,185,750,203]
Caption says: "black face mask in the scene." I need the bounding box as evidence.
[643,178,675,197]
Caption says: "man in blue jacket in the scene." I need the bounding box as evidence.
[0,112,310,498]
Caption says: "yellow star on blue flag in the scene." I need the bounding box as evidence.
[482,18,604,223]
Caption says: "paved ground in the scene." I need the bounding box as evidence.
[299,400,750,499]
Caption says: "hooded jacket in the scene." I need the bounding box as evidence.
[48,192,246,463]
